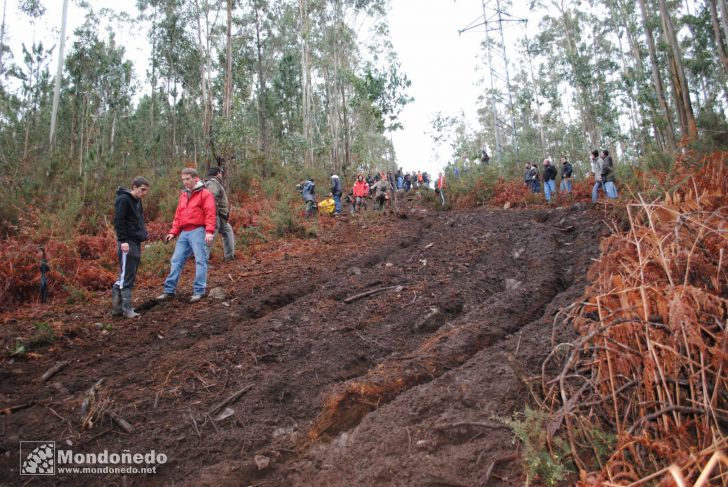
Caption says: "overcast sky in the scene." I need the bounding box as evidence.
[6,0,536,176]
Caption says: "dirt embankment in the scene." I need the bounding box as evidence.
[0,203,606,486]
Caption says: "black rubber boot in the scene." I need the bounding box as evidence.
[121,288,140,319]
[112,285,122,317]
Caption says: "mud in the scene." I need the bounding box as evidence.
[0,204,606,486]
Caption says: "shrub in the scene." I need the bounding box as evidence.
[496,407,571,486]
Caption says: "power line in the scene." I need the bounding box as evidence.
[459,0,526,166]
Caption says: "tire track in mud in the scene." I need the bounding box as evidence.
[278,208,605,487]
[305,211,566,441]
[185,206,605,487]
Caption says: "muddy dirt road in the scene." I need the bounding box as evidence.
[1,204,606,486]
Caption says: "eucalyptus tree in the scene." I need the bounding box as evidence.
[64,14,134,177]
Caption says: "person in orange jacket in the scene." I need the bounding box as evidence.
[436,172,446,207]
[351,174,369,212]
[157,167,217,303]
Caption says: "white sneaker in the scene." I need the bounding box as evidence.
[156,293,174,301]
[189,294,203,303]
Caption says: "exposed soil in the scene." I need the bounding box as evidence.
[0,202,607,486]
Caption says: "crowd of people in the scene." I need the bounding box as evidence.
[523,149,619,204]
[108,149,617,318]
[297,168,447,217]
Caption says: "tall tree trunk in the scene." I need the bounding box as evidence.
[110,113,116,156]
[254,1,268,155]
[79,95,86,177]
[224,0,233,119]
[708,0,728,76]
[606,1,639,140]
[299,0,314,168]
[0,0,7,76]
[328,0,343,173]
[341,79,350,172]
[557,3,597,145]
[657,0,697,140]
[615,0,665,150]
[720,0,728,49]
[193,0,216,163]
[49,0,69,146]
[637,0,676,149]
[149,2,156,154]
[524,33,546,151]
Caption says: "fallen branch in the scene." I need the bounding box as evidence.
[106,410,134,434]
[1,401,35,415]
[237,271,273,278]
[343,285,403,304]
[433,420,508,431]
[208,384,253,416]
[41,360,70,382]
[481,453,519,486]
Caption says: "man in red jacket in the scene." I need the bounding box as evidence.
[157,168,217,303]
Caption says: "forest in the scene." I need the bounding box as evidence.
[0,0,727,486]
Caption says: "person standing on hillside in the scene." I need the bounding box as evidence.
[352,174,369,213]
[330,172,342,215]
[600,149,619,199]
[523,163,532,189]
[403,172,412,191]
[559,156,573,195]
[542,158,557,203]
[112,176,150,318]
[591,149,604,203]
[157,168,216,304]
[298,177,316,217]
[204,166,235,262]
[528,163,540,193]
[372,175,392,210]
[436,171,446,207]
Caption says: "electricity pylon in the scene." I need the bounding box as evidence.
[459,0,525,166]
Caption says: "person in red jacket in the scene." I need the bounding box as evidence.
[157,168,217,303]
[351,174,369,213]
[436,172,446,207]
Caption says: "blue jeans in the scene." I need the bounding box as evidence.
[531,180,540,193]
[164,227,208,295]
[604,181,618,199]
[333,193,341,213]
[560,179,572,193]
[544,180,556,202]
[592,181,602,203]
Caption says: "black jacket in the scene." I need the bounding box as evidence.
[601,156,615,182]
[114,188,148,244]
[561,162,573,179]
[543,165,557,182]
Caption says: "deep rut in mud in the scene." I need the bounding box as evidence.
[0,205,606,486]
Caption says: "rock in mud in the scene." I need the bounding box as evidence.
[254,455,271,470]
[413,306,444,333]
[505,279,522,290]
[208,287,227,300]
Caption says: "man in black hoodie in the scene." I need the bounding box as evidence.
[112,176,150,318]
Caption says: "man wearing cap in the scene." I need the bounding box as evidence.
[204,166,235,261]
